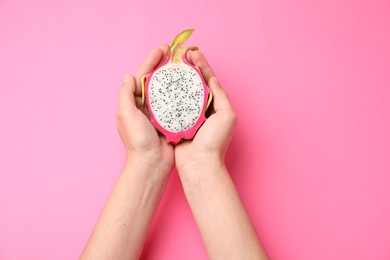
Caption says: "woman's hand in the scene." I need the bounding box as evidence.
[116,45,174,175]
[82,46,176,260]
[174,51,268,259]
[174,50,237,174]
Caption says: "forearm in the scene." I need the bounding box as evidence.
[178,162,268,260]
[81,160,171,260]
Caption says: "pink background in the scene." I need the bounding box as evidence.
[1,0,390,259]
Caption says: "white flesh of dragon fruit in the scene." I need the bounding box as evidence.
[148,63,204,133]
[142,29,212,144]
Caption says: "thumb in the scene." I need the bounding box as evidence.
[118,74,137,112]
[208,77,234,113]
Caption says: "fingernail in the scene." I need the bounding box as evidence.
[123,74,131,83]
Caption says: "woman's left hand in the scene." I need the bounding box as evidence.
[116,45,174,175]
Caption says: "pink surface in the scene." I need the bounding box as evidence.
[1,0,390,259]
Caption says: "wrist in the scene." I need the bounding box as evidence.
[176,150,225,173]
[123,154,173,183]
[177,158,227,186]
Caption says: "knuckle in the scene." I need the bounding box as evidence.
[118,86,125,98]
[221,109,237,123]
[152,47,162,56]
[116,108,129,121]
[120,74,135,88]
[229,111,238,124]
[115,118,121,130]
[221,90,229,100]
[191,50,203,62]
[116,109,123,120]
[222,88,231,98]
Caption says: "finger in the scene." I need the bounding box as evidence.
[188,50,216,84]
[135,48,164,79]
[205,100,216,118]
[135,96,151,119]
[159,135,174,148]
[134,47,166,96]
[118,74,137,113]
[158,44,170,66]
[135,96,143,108]
[208,77,234,113]
[186,51,194,65]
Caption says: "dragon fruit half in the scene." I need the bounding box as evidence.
[141,29,212,144]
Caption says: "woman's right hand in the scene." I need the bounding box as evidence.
[174,51,237,175]
[174,51,268,260]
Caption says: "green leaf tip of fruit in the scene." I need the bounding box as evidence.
[170,29,195,52]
